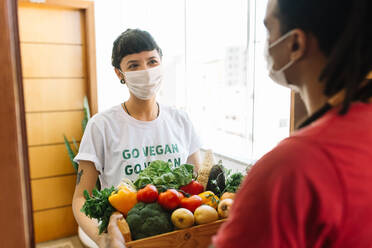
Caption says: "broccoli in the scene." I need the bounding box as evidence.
[126,202,174,240]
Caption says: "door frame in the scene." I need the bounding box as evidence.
[0,0,34,247]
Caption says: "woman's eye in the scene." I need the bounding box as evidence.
[128,64,138,69]
[149,60,159,65]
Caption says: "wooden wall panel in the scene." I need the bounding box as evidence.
[23,79,86,112]
[21,43,86,78]
[17,0,97,243]
[29,144,78,179]
[31,175,76,211]
[18,6,84,44]
[33,206,77,243]
[26,111,84,146]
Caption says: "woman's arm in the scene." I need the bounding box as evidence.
[187,150,201,173]
[72,160,107,246]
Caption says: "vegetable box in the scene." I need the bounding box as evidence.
[121,219,226,248]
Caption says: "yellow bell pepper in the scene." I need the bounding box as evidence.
[109,185,138,216]
[198,191,219,209]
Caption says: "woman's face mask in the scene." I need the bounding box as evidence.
[119,65,163,100]
[265,30,299,91]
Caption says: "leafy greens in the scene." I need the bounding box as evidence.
[134,160,194,191]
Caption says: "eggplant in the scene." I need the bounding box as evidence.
[206,161,226,197]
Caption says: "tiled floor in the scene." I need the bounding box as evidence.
[36,236,85,248]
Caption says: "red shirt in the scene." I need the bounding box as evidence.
[213,102,372,248]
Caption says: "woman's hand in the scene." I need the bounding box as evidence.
[105,212,127,248]
[98,212,126,247]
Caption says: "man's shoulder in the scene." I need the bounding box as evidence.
[253,136,331,178]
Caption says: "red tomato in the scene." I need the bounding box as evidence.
[178,191,185,201]
[180,195,203,213]
[180,180,204,195]
[137,184,158,203]
[158,189,181,210]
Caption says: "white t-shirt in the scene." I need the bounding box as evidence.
[74,104,201,189]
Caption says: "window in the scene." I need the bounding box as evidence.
[95,0,291,163]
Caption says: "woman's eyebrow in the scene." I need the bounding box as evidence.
[127,60,139,65]
[147,56,158,60]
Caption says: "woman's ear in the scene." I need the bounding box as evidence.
[114,68,126,84]
[114,68,123,80]
[289,29,307,61]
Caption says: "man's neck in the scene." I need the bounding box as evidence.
[298,77,328,116]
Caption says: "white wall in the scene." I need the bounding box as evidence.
[94,0,129,112]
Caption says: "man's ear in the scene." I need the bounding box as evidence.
[288,28,307,61]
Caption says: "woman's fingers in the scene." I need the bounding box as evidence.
[107,212,126,248]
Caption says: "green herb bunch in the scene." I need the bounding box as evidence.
[223,172,244,194]
[81,187,116,234]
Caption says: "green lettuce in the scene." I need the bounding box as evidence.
[134,160,194,191]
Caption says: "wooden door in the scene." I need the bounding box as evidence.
[18,0,97,243]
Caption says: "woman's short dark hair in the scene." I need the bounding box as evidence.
[111,29,163,69]
[276,0,372,114]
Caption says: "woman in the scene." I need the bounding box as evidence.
[213,0,372,247]
[72,29,201,246]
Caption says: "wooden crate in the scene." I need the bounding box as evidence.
[125,219,226,248]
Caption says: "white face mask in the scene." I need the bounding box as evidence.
[265,30,299,91]
[120,65,163,100]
